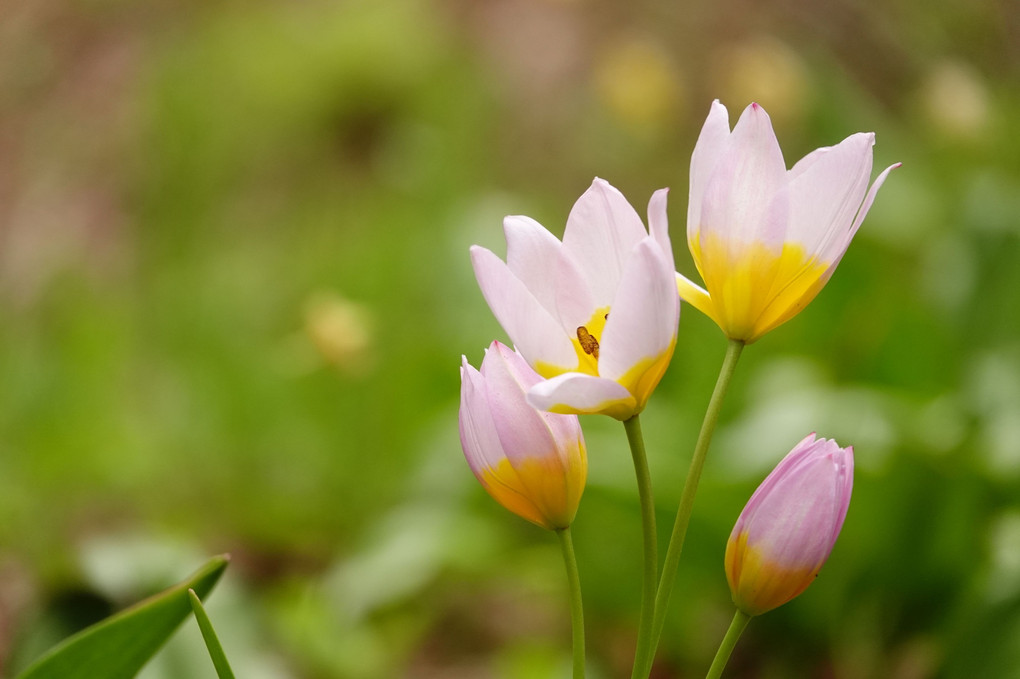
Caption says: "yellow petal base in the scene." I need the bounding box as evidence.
[725,532,820,616]
[480,447,586,530]
[683,234,832,343]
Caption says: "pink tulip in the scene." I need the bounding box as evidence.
[459,341,587,530]
[678,101,899,343]
[725,434,854,616]
[471,178,679,420]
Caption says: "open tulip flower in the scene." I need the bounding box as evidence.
[471,179,680,420]
[678,100,899,343]
[459,341,587,530]
[725,434,854,617]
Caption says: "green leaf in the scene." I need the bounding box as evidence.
[188,588,236,679]
[16,554,230,679]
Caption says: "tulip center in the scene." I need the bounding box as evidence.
[571,306,610,375]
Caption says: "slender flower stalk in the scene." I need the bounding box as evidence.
[460,342,590,675]
[705,610,751,679]
[557,527,586,679]
[636,339,744,678]
[623,414,657,679]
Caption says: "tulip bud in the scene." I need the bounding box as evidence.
[459,341,587,530]
[725,434,854,616]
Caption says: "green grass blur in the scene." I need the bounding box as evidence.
[1,0,1019,676]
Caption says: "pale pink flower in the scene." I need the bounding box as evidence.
[678,100,899,343]
[725,434,854,616]
[471,179,679,420]
[459,342,587,530]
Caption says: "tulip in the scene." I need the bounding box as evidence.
[471,179,679,420]
[678,100,899,343]
[725,434,854,616]
[459,341,587,530]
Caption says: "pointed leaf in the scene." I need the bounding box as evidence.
[16,555,230,679]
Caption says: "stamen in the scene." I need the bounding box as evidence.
[576,326,599,359]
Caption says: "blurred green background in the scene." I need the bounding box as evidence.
[1,0,1019,676]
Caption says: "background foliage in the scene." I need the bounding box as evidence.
[1,0,1019,676]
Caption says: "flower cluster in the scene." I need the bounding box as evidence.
[458,100,896,676]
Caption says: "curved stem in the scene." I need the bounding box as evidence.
[557,527,586,679]
[624,414,658,679]
[188,589,236,679]
[647,339,745,664]
[705,609,751,679]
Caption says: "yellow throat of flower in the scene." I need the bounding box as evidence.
[570,306,611,376]
[690,233,832,342]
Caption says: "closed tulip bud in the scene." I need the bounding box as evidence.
[725,434,854,616]
[459,341,587,530]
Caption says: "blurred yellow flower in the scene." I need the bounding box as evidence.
[304,293,375,374]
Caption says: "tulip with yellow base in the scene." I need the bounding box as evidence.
[678,100,899,343]
[471,178,680,420]
[706,434,854,678]
[470,180,679,678]
[724,433,854,616]
[459,341,589,677]
[459,341,587,531]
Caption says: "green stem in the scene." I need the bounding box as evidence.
[188,588,236,679]
[557,527,586,679]
[624,414,658,679]
[705,610,751,679]
[646,339,745,668]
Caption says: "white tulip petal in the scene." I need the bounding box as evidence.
[470,246,578,373]
[688,100,732,247]
[818,161,900,276]
[788,132,870,183]
[503,215,564,316]
[848,162,900,241]
[784,133,874,255]
[647,188,674,270]
[599,239,679,381]
[562,178,648,306]
[527,373,636,418]
[700,103,787,248]
[552,247,599,331]
[481,345,560,466]
[458,359,505,476]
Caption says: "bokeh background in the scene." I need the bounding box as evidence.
[1,0,1019,676]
